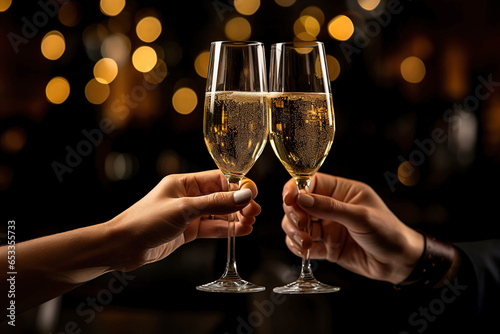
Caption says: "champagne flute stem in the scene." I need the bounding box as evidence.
[222,175,242,280]
[297,178,315,281]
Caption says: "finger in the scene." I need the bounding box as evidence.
[285,236,303,258]
[282,178,299,206]
[283,201,309,231]
[177,170,228,196]
[240,200,261,218]
[297,192,368,233]
[197,219,253,238]
[184,188,254,219]
[308,241,327,259]
[282,215,312,249]
[240,177,258,199]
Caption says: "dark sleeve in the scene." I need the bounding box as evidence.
[454,240,500,314]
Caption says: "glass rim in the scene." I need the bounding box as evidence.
[271,41,324,48]
[211,40,264,47]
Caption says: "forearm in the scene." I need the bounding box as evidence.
[1,221,133,312]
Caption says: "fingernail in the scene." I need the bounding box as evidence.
[298,193,314,208]
[234,188,252,205]
[289,211,299,226]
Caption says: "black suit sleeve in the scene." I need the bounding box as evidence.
[454,240,500,314]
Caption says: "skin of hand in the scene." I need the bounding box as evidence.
[281,173,424,284]
[105,169,261,272]
[2,170,260,311]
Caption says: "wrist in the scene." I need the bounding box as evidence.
[104,217,148,272]
[390,226,425,284]
[395,231,456,289]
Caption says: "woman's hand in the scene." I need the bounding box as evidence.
[281,173,424,284]
[109,170,261,271]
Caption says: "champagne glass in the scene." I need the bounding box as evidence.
[269,41,340,294]
[197,41,268,293]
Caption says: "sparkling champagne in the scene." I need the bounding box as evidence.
[269,92,335,180]
[204,91,268,176]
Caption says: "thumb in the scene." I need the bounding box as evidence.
[185,188,253,218]
[297,192,367,233]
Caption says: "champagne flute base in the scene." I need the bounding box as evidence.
[196,278,265,293]
[273,279,340,294]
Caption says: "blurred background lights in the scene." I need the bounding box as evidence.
[300,6,325,26]
[156,150,181,176]
[41,31,66,61]
[132,46,157,73]
[94,58,118,84]
[194,51,210,78]
[105,152,137,181]
[294,15,320,41]
[58,1,82,27]
[144,59,168,84]
[172,87,197,115]
[398,161,420,187]
[234,0,260,16]
[224,17,251,41]
[0,127,27,154]
[326,55,341,81]
[101,34,131,65]
[0,0,12,12]
[357,0,381,11]
[328,15,354,41]
[46,77,70,104]
[85,79,110,104]
[274,0,296,7]
[83,24,109,61]
[136,16,162,43]
[400,56,426,83]
[100,0,126,17]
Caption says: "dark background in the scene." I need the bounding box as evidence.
[1,0,499,333]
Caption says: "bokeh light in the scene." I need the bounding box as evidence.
[172,87,198,115]
[83,24,108,61]
[144,59,168,84]
[94,58,118,84]
[326,55,341,81]
[274,0,296,7]
[41,31,66,61]
[328,15,354,41]
[400,56,426,83]
[0,127,27,154]
[132,46,157,73]
[0,0,12,12]
[100,0,126,17]
[301,6,325,26]
[294,16,320,41]
[105,152,137,181]
[58,1,82,27]
[234,0,260,16]
[398,161,420,186]
[225,17,251,41]
[85,79,110,104]
[357,0,381,11]
[157,150,181,176]
[101,33,131,65]
[194,51,210,78]
[46,77,70,104]
[136,16,162,43]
